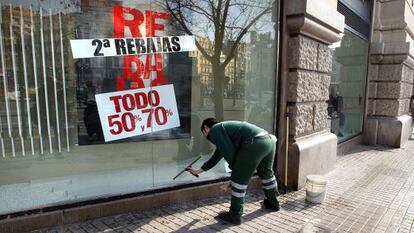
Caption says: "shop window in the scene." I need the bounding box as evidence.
[328,30,368,142]
[0,0,278,214]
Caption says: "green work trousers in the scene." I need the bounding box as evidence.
[229,135,279,218]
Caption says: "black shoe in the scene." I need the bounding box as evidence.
[262,199,280,212]
[216,211,242,225]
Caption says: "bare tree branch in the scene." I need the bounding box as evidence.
[222,6,271,68]
[165,0,213,61]
[181,1,214,21]
[212,0,223,59]
[165,0,272,64]
[219,0,231,46]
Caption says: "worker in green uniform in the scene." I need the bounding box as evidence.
[186,118,280,225]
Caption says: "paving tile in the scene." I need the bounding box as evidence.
[30,142,414,233]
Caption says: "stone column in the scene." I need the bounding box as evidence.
[280,0,344,189]
[364,0,414,147]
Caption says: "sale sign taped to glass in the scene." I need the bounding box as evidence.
[73,3,193,145]
[95,84,180,142]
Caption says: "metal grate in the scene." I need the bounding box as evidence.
[0,4,71,157]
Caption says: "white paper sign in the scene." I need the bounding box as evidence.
[95,84,180,142]
[70,36,196,59]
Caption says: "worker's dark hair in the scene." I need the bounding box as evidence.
[201,117,218,132]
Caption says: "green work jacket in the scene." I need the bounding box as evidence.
[201,121,264,171]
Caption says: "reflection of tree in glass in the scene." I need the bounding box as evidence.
[164,0,272,120]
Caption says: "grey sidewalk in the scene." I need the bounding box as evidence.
[33,140,414,233]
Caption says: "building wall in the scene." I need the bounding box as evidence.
[364,0,414,147]
[278,0,344,190]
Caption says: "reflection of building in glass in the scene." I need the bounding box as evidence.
[194,36,247,99]
[193,36,214,97]
[247,31,274,95]
[225,41,248,100]
[75,1,116,144]
[76,0,114,95]
[328,31,368,142]
[0,5,77,153]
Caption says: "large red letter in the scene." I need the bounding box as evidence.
[116,56,145,91]
[109,95,122,113]
[113,5,145,38]
[145,10,169,37]
[144,54,168,86]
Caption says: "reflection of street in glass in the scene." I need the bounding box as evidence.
[328,30,368,141]
[166,0,274,120]
[83,100,104,142]
[0,1,278,216]
[6,90,20,100]
[327,89,345,137]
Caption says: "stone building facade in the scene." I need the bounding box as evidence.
[279,0,414,190]
[1,0,414,232]
[364,0,414,147]
[277,0,344,190]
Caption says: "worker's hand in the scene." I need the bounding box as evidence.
[185,167,204,177]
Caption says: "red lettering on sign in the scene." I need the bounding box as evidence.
[103,87,176,138]
[108,112,137,135]
[122,94,135,111]
[122,112,136,132]
[134,92,148,109]
[154,106,167,125]
[113,5,144,38]
[144,54,168,86]
[116,56,145,91]
[148,90,160,106]
[142,108,153,128]
[108,114,123,135]
[114,5,170,91]
[109,90,157,113]
[109,95,122,113]
[145,11,169,37]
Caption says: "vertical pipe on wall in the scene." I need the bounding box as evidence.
[0,56,4,157]
[276,0,289,192]
[362,1,377,135]
[20,5,35,156]
[59,12,70,152]
[0,112,4,158]
[40,7,53,154]
[284,107,289,194]
[10,4,25,156]
[0,4,16,157]
[31,6,44,155]
[272,0,280,136]
[49,9,61,153]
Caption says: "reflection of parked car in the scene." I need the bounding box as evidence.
[83,100,103,141]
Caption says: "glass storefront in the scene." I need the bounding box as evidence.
[328,29,368,142]
[0,0,278,214]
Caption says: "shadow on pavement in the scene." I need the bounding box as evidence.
[337,144,395,157]
[281,199,317,212]
[175,208,267,232]
[174,219,201,232]
[50,190,290,232]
